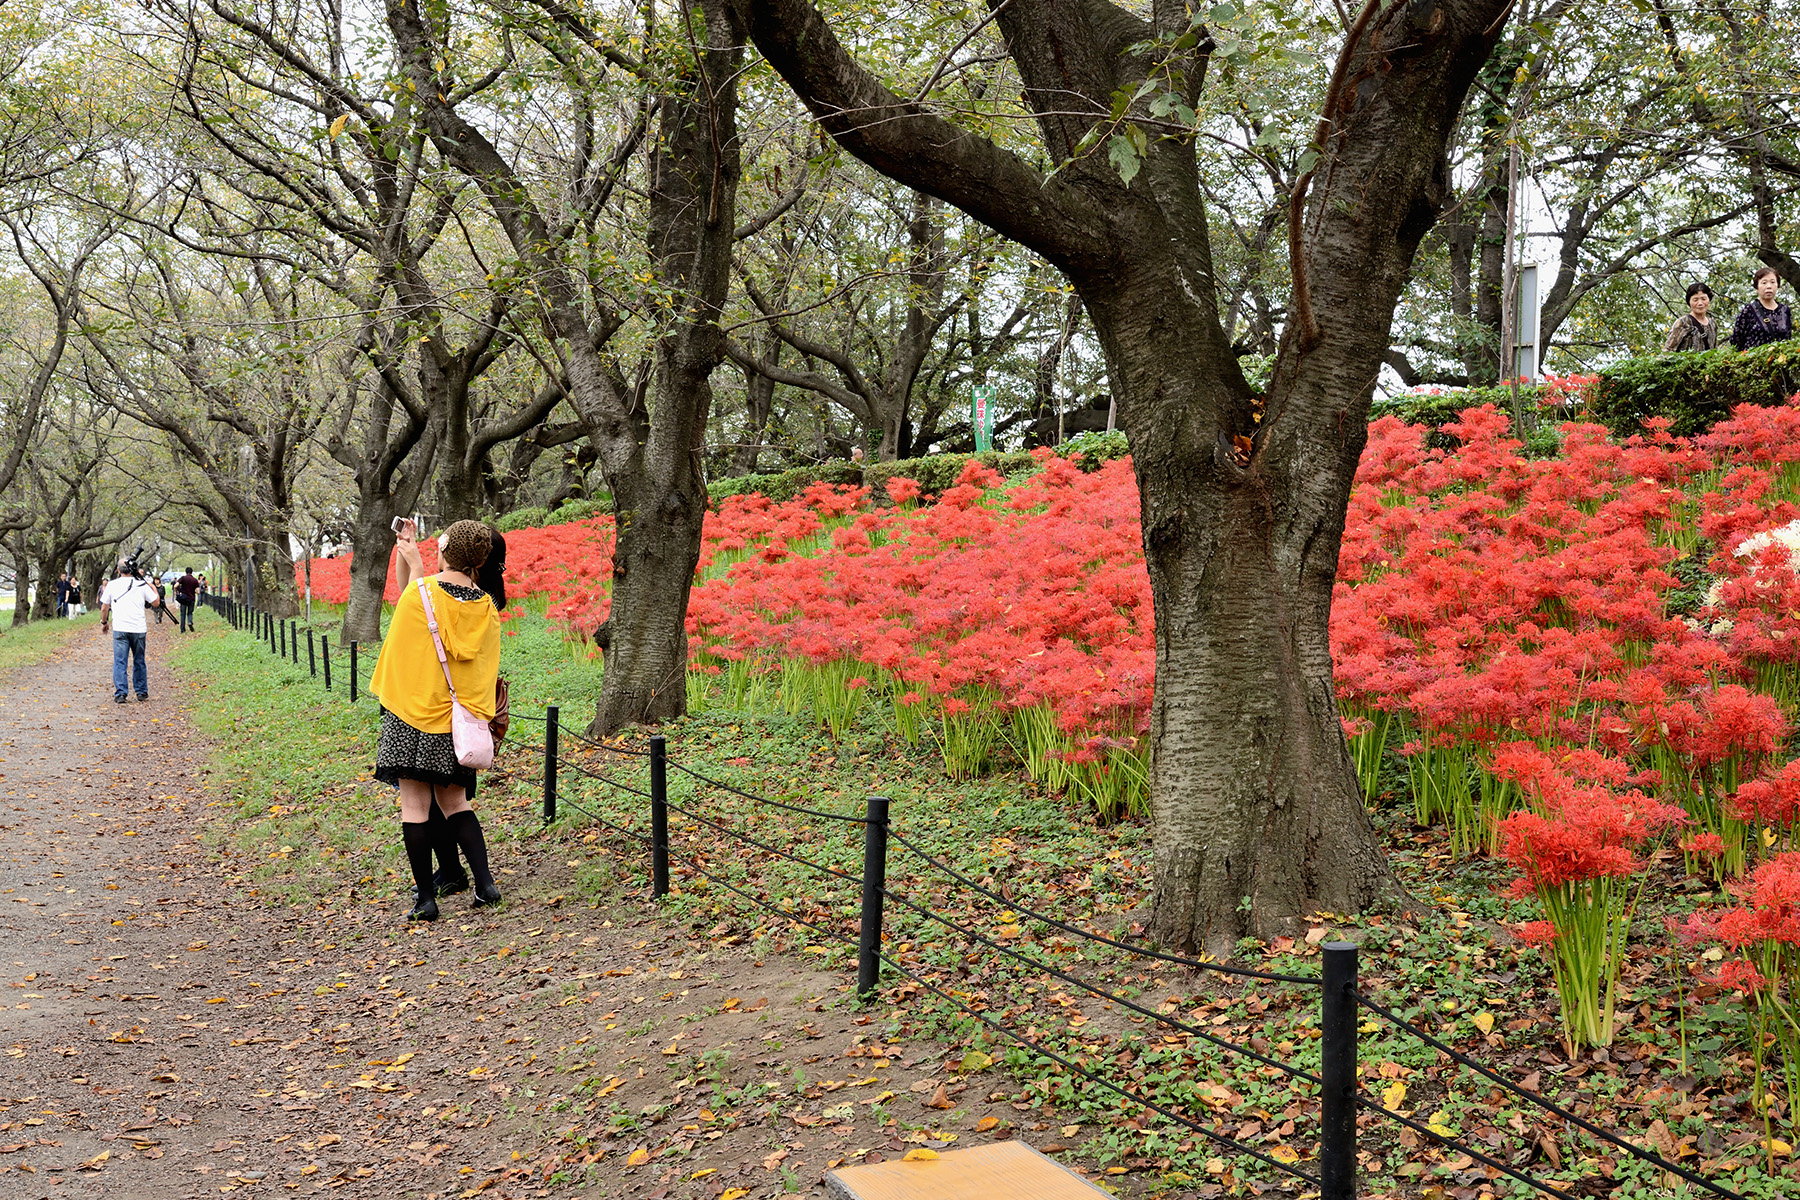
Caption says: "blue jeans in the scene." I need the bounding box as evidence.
[178,599,195,631]
[113,632,148,699]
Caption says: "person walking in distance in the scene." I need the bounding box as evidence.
[174,567,200,633]
[368,520,504,920]
[98,558,167,703]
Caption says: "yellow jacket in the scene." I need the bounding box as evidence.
[370,577,501,732]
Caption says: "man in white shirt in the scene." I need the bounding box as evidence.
[99,560,166,703]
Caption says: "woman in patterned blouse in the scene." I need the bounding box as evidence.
[1730,266,1793,351]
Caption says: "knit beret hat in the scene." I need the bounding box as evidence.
[441,519,492,574]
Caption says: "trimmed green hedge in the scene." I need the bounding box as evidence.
[706,438,1133,509]
[494,494,614,533]
[494,506,549,533]
[1371,383,1548,431]
[705,461,868,505]
[1587,341,1798,438]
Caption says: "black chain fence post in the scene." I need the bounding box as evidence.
[307,628,316,676]
[650,735,669,898]
[322,635,332,691]
[292,621,300,665]
[1321,942,1359,1200]
[857,795,890,1000]
[542,705,559,822]
[349,642,358,702]
[279,618,286,658]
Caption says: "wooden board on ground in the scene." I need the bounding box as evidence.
[824,1140,1112,1200]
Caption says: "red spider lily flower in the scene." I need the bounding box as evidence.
[1513,920,1559,947]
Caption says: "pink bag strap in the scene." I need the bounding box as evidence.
[415,579,460,704]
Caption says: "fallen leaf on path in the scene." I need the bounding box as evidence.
[903,1149,939,1161]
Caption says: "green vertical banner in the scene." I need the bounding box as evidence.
[972,384,996,452]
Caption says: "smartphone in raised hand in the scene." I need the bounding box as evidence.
[391,515,416,539]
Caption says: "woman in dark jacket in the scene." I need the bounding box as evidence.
[1730,267,1793,351]
[1664,282,1719,352]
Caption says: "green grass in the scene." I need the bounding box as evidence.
[170,604,1800,1200]
[0,612,99,674]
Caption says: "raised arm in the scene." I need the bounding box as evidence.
[392,519,424,594]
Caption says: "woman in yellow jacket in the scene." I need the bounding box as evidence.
[370,520,503,921]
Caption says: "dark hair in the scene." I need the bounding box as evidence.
[1685,282,1713,301]
[184,566,192,573]
[477,525,507,611]
[1753,266,1780,285]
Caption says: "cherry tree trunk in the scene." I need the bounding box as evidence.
[340,503,399,645]
[733,0,1509,954]
[1083,279,1394,955]
[590,473,708,735]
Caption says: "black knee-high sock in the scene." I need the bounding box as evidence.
[401,821,437,900]
[446,811,494,891]
[427,800,462,877]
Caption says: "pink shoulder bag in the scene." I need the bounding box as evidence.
[416,579,494,770]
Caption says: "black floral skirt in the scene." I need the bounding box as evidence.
[374,708,478,797]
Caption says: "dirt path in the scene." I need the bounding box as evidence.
[0,623,1080,1200]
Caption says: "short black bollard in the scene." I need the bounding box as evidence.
[542,705,559,823]
[291,621,299,665]
[322,636,332,690]
[650,736,669,898]
[279,618,286,658]
[857,795,890,1000]
[349,642,358,702]
[1320,942,1360,1200]
[307,629,316,676]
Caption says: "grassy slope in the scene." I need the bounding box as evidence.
[0,612,99,674]
[171,605,1798,1199]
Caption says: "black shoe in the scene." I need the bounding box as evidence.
[408,895,438,921]
[472,883,503,908]
[136,694,149,702]
[113,696,127,705]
